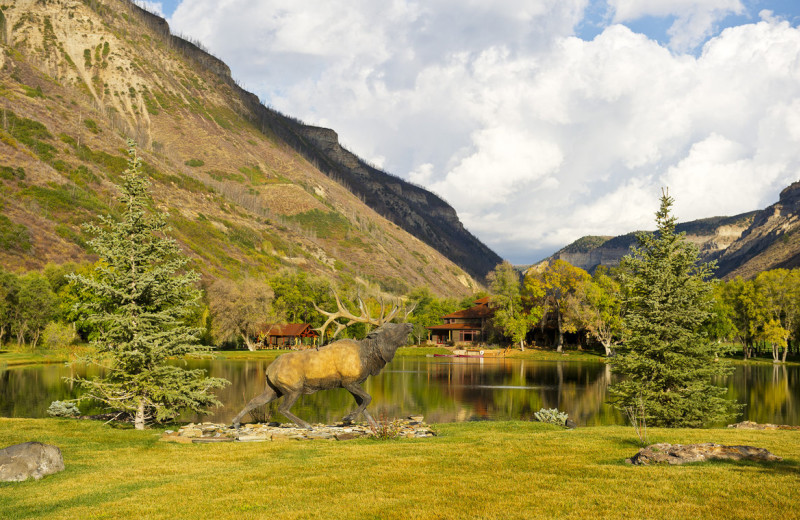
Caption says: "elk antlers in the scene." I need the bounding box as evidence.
[314,292,416,343]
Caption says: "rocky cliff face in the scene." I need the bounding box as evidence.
[293,126,501,280]
[227,97,502,280]
[542,212,757,275]
[0,0,481,297]
[712,182,800,278]
[131,11,504,280]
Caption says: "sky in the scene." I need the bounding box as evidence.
[135,0,800,264]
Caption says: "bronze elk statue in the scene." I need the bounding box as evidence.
[232,295,414,429]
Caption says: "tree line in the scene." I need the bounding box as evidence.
[484,246,799,364]
[5,248,798,363]
[0,263,406,351]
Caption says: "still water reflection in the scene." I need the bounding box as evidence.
[1,358,797,426]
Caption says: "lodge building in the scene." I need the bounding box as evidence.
[427,297,493,344]
[259,323,319,349]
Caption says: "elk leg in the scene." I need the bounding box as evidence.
[232,386,278,429]
[278,390,312,430]
[343,383,378,428]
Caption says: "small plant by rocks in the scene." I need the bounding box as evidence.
[47,400,81,418]
[368,413,403,440]
[534,408,569,426]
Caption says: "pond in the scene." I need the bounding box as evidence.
[1,357,798,426]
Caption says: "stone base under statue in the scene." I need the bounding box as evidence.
[161,416,435,443]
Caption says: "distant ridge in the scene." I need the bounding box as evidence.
[537,211,760,277]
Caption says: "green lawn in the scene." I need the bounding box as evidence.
[1,419,797,519]
[503,347,606,362]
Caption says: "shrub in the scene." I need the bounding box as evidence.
[0,215,31,252]
[47,400,81,418]
[208,169,245,183]
[83,118,100,134]
[22,85,44,98]
[0,165,25,180]
[238,164,267,184]
[55,223,88,248]
[0,109,56,160]
[533,408,568,426]
[184,158,204,167]
[368,417,402,440]
[285,209,351,239]
[142,91,160,115]
[42,321,77,349]
[21,184,107,219]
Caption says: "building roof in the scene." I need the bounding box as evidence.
[427,323,484,331]
[263,323,319,337]
[441,304,493,320]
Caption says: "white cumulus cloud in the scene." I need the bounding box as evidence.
[169,1,800,263]
[608,0,745,52]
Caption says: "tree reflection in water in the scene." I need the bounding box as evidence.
[1,359,797,426]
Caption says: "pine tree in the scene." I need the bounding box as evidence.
[609,191,737,428]
[68,141,228,429]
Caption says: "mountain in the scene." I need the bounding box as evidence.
[543,181,800,279]
[0,0,490,297]
[130,2,502,282]
[539,211,759,277]
[712,181,800,278]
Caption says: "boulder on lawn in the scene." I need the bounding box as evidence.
[626,443,782,466]
[0,442,65,482]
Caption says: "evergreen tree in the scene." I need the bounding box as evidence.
[68,141,228,429]
[609,191,737,428]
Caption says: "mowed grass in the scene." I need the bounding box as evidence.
[1,419,798,519]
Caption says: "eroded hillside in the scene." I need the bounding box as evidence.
[0,0,479,297]
[713,182,800,278]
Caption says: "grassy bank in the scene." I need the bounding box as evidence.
[503,347,605,362]
[0,350,70,367]
[212,349,290,362]
[2,345,796,367]
[211,346,604,361]
[728,355,800,367]
[213,346,453,361]
[1,419,797,519]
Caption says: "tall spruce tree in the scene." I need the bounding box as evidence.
[68,141,228,429]
[609,191,737,428]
